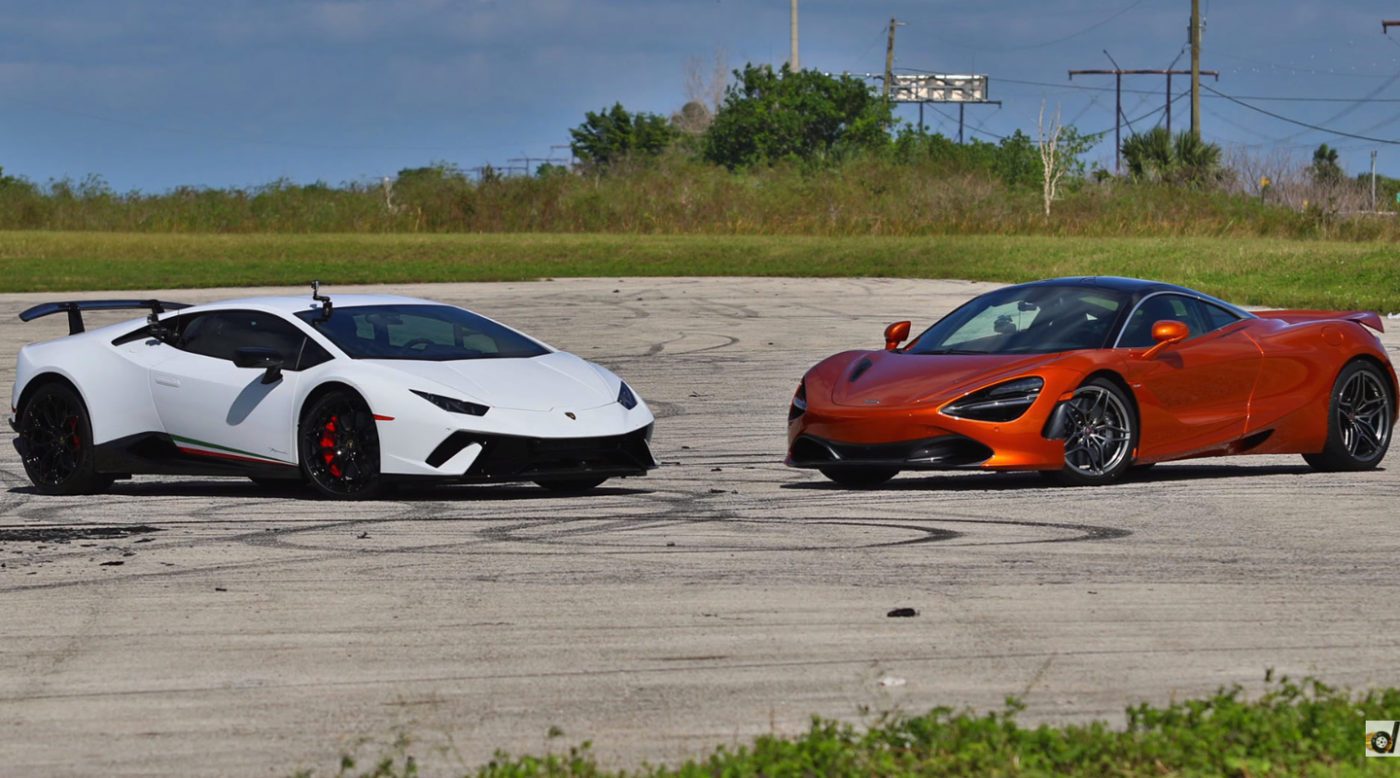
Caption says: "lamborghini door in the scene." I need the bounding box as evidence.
[150,310,308,468]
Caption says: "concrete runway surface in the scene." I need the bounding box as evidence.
[1,278,1397,776]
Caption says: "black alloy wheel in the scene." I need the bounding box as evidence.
[1305,360,1393,472]
[300,391,385,500]
[1047,377,1138,486]
[18,382,112,495]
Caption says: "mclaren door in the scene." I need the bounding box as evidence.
[1119,294,1261,461]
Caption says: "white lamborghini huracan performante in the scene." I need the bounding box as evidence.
[10,287,656,499]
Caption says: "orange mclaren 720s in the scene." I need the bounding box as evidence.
[786,277,1395,487]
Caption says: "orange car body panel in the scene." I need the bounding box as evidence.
[788,308,1396,472]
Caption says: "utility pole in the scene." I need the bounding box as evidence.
[1190,0,1202,139]
[790,0,799,71]
[1069,66,1218,173]
[1372,150,1379,212]
[883,18,903,99]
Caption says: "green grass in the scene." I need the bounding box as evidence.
[3,231,1398,311]
[301,676,1397,777]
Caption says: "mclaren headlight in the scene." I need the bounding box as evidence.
[618,381,639,410]
[942,377,1044,422]
[411,389,489,416]
[788,381,807,422]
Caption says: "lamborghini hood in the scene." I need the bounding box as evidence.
[829,350,1062,408]
[365,351,616,412]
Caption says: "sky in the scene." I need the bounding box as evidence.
[5,0,1400,191]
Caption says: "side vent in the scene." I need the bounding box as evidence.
[848,357,874,383]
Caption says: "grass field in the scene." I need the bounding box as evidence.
[2,231,1397,311]
[308,677,1396,777]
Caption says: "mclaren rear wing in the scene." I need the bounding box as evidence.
[1254,309,1384,333]
[18,299,191,336]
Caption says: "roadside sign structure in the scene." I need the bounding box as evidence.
[884,73,1001,143]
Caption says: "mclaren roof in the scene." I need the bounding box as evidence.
[1013,276,1197,295]
[1002,276,1253,316]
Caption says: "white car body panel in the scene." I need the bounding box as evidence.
[11,293,655,485]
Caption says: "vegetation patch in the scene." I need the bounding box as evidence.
[2,231,1397,312]
[298,676,1397,777]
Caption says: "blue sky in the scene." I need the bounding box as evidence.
[4,0,1400,191]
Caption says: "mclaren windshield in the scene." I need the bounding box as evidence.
[297,304,550,361]
[907,285,1128,355]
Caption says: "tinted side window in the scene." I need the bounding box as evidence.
[297,338,334,370]
[1118,295,1209,348]
[176,311,310,366]
[1201,302,1242,333]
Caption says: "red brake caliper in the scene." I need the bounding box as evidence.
[67,416,81,451]
[321,416,342,479]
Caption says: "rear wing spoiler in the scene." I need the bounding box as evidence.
[1254,309,1384,333]
[18,299,191,336]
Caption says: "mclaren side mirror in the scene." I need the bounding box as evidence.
[884,321,911,351]
[234,347,286,384]
[1137,320,1190,360]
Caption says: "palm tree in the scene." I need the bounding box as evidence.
[1310,144,1342,183]
[1120,128,1222,186]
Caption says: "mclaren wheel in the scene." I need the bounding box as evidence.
[17,382,113,495]
[819,466,898,488]
[299,390,385,500]
[1048,377,1138,487]
[534,477,609,493]
[1304,360,1393,472]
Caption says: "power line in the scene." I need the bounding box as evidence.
[1205,85,1400,145]
[1213,51,1400,79]
[975,74,1400,103]
[926,105,1004,140]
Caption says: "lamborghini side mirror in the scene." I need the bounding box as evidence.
[234,347,285,384]
[1138,320,1189,360]
[884,321,911,351]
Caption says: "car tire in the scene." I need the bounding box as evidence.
[534,477,609,493]
[299,390,386,500]
[17,381,113,495]
[1304,360,1393,472]
[819,467,898,488]
[1374,731,1393,754]
[1049,377,1138,487]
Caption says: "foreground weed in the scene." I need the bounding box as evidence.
[299,675,1397,777]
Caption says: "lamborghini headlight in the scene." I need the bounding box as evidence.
[411,389,489,416]
[618,381,639,410]
[942,377,1044,422]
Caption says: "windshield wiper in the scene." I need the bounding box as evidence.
[919,349,989,355]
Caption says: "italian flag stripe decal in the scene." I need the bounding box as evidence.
[170,435,296,467]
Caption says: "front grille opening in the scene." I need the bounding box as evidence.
[458,427,655,481]
[906,437,994,466]
[789,436,837,463]
[791,434,991,468]
[426,432,480,468]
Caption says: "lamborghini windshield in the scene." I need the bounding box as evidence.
[297,304,549,361]
[907,285,1128,355]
